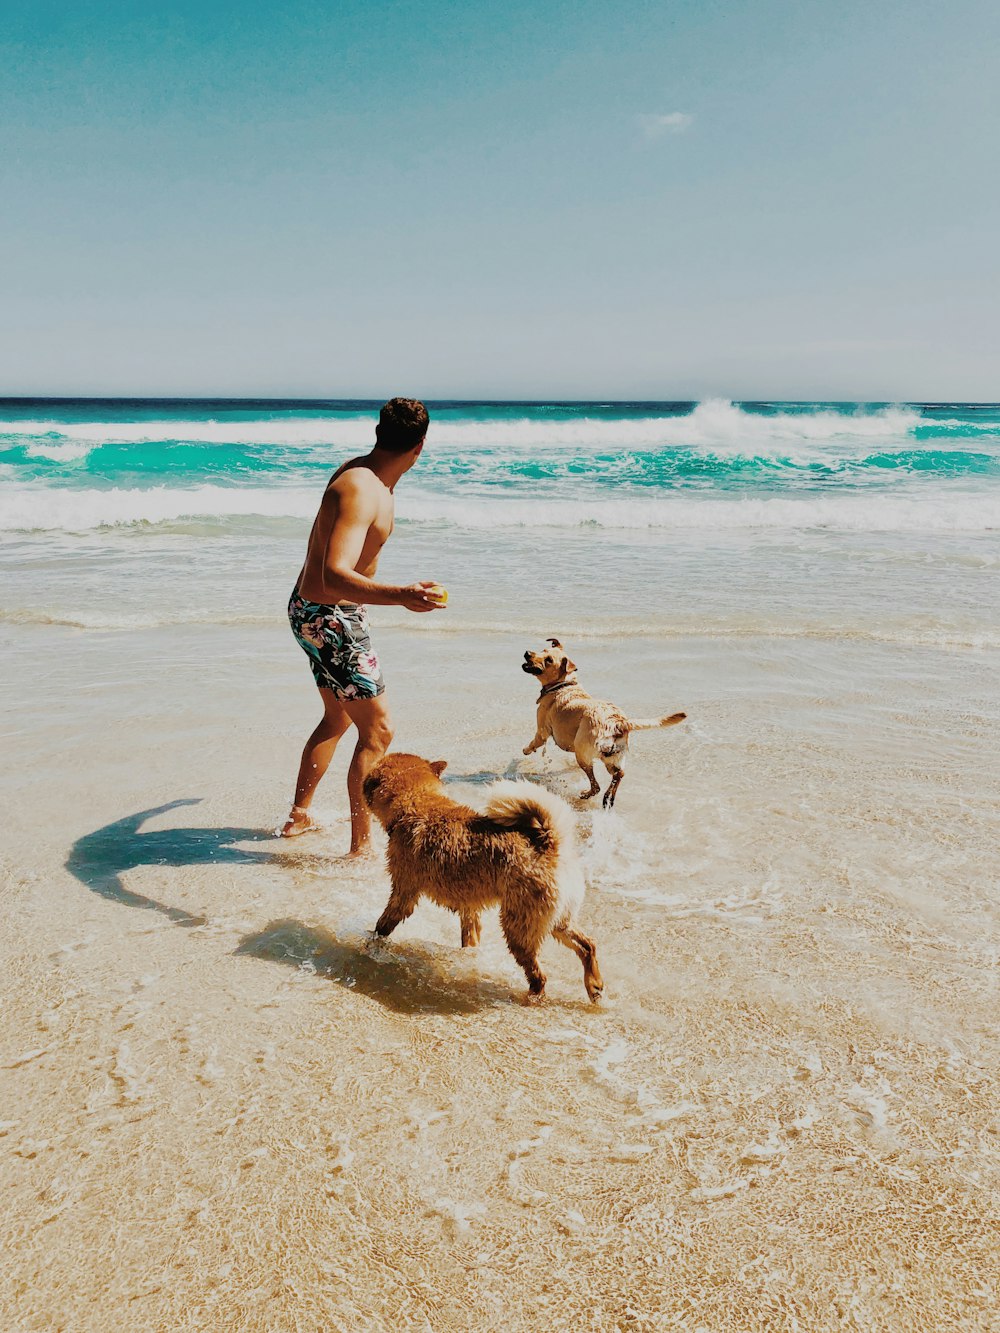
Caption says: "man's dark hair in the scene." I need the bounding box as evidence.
[376,397,429,452]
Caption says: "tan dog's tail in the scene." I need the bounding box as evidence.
[484,780,575,855]
[628,711,687,732]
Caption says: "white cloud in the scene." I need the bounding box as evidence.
[636,112,694,140]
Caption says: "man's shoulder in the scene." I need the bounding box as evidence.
[328,462,382,505]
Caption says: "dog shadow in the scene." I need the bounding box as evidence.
[444,752,572,787]
[443,761,523,787]
[235,918,515,1016]
[444,769,509,787]
[65,798,278,928]
[445,761,595,812]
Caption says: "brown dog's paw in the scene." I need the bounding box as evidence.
[523,989,547,1006]
[586,981,604,1004]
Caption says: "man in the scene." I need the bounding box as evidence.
[281,397,443,854]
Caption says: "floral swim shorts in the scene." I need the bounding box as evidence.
[288,587,386,700]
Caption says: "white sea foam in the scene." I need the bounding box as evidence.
[0,417,373,448]
[399,492,1000,532]
[1,483,997,534]
[3,604,997,648]
[23,440,96,462]
[0,608,277,631]
[0,401,942,454]
[0,484,316,531]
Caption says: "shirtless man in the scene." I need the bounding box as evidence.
[281,397,443,853]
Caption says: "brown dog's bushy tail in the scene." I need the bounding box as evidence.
[627,711,687,732]
[484,780,576,855]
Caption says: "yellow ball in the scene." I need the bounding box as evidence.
[428,584,449,605]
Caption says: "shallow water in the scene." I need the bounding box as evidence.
[1,400,998,1330]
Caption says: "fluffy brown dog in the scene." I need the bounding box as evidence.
[522,639,686,807]
[363,753,602,1003]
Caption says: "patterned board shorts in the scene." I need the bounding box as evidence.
[288,587,386,700]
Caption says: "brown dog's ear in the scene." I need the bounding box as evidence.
[429,759,448,776]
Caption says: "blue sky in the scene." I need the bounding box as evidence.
[2,0,999,398]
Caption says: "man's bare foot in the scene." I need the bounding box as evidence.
[344,841,376,861]
[278,805,320,838]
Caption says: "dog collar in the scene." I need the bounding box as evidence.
[539,678,577,699]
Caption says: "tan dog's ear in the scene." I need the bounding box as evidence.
[429,759,448,776]
[557,656,577,678]
[546,637,563,649]
[566,659,577,673]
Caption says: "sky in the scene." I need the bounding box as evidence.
[2,0,999,399]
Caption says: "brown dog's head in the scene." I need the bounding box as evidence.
[521,638,578,688]
[362,753,448,824]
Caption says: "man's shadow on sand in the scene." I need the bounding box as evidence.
[66,800,513,1014]
[65,798,275,928]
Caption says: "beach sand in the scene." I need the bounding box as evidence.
[2,615,997,1331]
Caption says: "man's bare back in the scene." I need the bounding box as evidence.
[281,398,442,852]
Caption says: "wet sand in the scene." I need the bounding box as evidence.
[1,621,998,1331]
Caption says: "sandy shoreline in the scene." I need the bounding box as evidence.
[2,621,998,1330]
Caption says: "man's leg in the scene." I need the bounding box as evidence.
[281,689,352,836]
[340,693,394,856]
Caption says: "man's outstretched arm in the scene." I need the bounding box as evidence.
[322,476,439,611]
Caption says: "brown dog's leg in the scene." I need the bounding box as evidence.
[501,908,547,1002]
[460,912,481,948]
[553,925,604,1002]
[512,949,546,1004]
[374,888,418,938]
[577,762,600,800]
[602,769,623,808]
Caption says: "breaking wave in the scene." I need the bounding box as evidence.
[0,401,939,452]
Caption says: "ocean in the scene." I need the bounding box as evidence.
[2,398,999,646]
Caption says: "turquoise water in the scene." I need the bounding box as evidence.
[1,399,997,645]
[2,399,1000,527]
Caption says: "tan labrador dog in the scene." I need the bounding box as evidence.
[521,639,686,807]
[363,753,603,1004]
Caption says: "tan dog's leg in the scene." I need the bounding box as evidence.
[374,886,419,938]
[553,924,603,1002]
[522,731,547,756]
[460,912,481,948]
[576,756,601,800]
[602,767,624,808]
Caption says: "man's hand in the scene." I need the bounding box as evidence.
[399,581,446,613]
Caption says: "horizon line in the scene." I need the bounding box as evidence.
[2,396,999,408]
